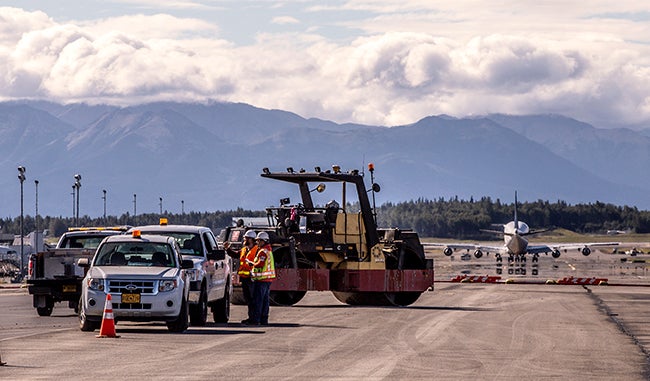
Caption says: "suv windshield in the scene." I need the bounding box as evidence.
[94,242,176,267]
[138,232,202,256]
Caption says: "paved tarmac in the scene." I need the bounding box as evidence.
[1,277,649,380]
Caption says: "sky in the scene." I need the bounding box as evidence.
[1,1,650,128]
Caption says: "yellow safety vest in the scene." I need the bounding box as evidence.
[251,245,276,281]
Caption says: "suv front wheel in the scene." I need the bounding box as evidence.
[189,286,208,326]
[167,297,189,333]
[79,298,100,332]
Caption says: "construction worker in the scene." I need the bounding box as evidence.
[248,231,276,326]
[224,230,258,324]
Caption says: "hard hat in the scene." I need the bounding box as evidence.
[256,231,270,242]
[244,230,257,239]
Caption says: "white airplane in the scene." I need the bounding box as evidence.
[432,192,618,261]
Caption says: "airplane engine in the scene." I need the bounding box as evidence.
[552,250,561,258]
[581,247,591,256]
[443,247,453,256]
[474,249,483,259]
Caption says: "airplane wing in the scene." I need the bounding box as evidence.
[422,243,507,258]
[527,242,619,256]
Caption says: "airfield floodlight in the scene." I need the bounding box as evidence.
[332,165,341,174]
[102,189,107,221]
[262,167,270,175]
[72,185,76,220]
[17,166,26,277]
[286,167,294,174]
[73,174,81,226]
[314,166,321,173]
[35,179,39,253]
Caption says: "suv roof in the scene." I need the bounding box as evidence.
[102,233,176,245]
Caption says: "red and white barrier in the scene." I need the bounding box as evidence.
[450,275,502,283]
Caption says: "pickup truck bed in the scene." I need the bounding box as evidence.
[27,248,94,316]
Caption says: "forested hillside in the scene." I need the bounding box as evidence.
[2,198,649,240]
[377,197,650,238]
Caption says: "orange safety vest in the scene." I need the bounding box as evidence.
[251,244,276,282]
[238,245,258,278]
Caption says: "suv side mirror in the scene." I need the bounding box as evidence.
[181,259,194,269]
[207,249,226,261]
[77,257,90,268]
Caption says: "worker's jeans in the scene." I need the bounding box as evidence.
[251,281,271,324]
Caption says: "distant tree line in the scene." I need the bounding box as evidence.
[375,197,650,239]
[2,197,650,240]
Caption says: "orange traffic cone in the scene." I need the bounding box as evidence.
[96,293,120,338]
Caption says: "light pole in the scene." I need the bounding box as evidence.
[17,166,26,276]
[181,200,184,214]
[73,174,81,226]
[71,185,76,222]
[133,194,137,225]
[35,179,39,253]
[102,189,107,221]
[159,197,163,215]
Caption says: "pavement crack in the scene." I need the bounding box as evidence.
[585,286,650,380]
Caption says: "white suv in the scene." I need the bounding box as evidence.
[128,221,232,325]
[78,231,193,333]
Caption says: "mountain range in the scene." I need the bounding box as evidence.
[1,100,649,219]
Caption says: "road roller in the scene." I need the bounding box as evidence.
[222,164,434,306]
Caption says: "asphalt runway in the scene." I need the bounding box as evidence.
[2,256,649,380]
[432,245,650,283]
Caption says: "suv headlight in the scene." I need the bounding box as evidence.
[87,277,104,291]
[184,268,199,282]
[159,279,178,292]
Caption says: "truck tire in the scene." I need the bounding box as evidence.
[36,296,54,316]
[167,297,189,333]
[189,286,208,326]
[212,285,230,323]
[78,299,100,332]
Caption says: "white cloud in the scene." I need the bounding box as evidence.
[271,16,300,25]
[82,13,221,40]
[0,4,649,128]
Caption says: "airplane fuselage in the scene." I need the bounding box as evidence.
[503,220,530,255]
